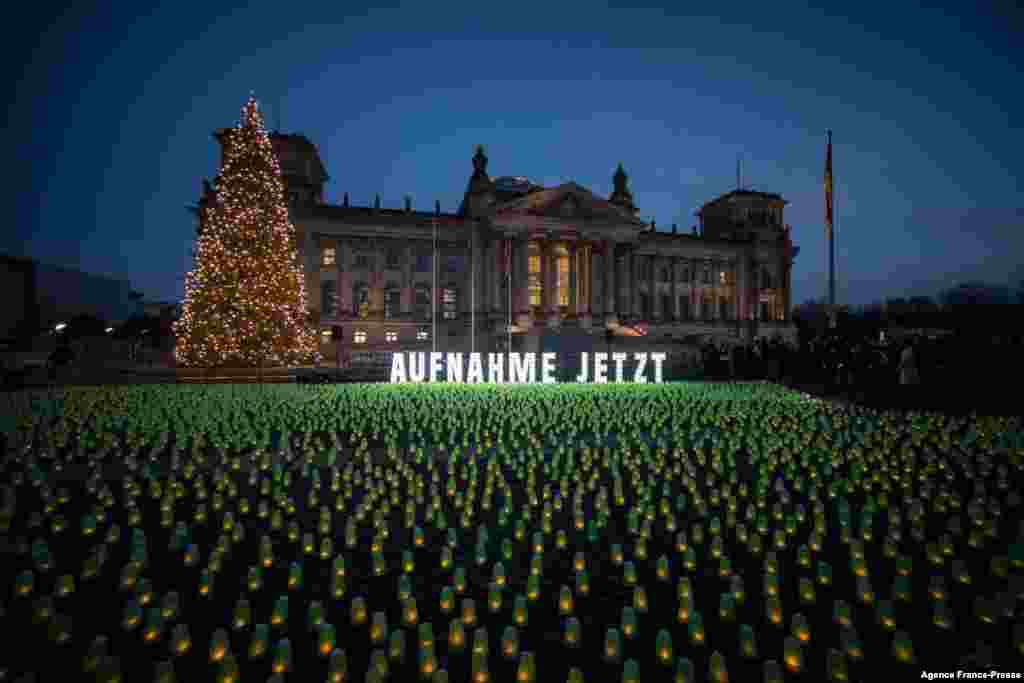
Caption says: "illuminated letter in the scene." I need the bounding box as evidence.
[429,353,444,383]
[510,353,536,384]
[487,354,504,384]
[541,353,557,383]
[650,353,667,384]
[508,353,522,384]
[409,353,426,382]
[575,353,589,383]
[593,353,608,384]
[390,353,407,384]
[446,353,464,383]
[633,353,648,383]
[611,353,627,383]
[467,353,483,384]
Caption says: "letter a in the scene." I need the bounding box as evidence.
[390,352,407,384]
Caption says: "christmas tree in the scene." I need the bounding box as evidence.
[174,95,320,368]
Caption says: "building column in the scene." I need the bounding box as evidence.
[585,244,593,315]
[738,252,753,328]
[568,242,578,314]
[623,249,631,319]
[537,240,547,313]
[545,242,559,315]
[648,255,656,321]
[402,243,415,313]
[489,239,499,313]
[604,240,616,318]
[629,249,639,319]
[619,246,628,317]
[783,261,792,321]
[515,237,530,316]
[670,257,679,320]
[474,228,486,319]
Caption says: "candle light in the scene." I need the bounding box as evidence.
[656,628,673,663]
[171,623,191,656]
[783,636,802,673]
[739,623,757,658]
[272,637,292,673]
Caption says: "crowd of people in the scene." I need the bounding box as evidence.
[699,328,1021,414]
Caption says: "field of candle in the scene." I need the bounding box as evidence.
[2,382,1023,682]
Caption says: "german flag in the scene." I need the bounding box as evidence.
[825,130,833,240]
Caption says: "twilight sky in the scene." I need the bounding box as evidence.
[5,0,1022,307]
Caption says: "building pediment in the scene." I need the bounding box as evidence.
[493,182,643,225]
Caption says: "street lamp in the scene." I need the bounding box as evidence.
[54,323,67,333]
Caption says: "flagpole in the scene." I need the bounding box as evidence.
[433,210,437,355]
[507,240,512,354]
[471,224,475,355]
[825,129,836,324]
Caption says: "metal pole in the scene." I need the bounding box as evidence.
[433,215,437,354]
[471,224,475,355]
[507,239,512,354]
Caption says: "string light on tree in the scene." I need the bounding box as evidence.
[174,95,320,368]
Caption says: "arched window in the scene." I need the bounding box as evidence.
[719,297,730,321]
[662,294,672,319]
[384,283,401,320]
[639,292,651,319]
[761,267,772,289]
[414,284,431,320]
[321,280,338,318]
[353,283,370,317]
[660,267,670,283]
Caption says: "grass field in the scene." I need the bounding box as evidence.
[2,382,1023,682]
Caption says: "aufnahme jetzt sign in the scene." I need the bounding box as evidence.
[389,352,667,384]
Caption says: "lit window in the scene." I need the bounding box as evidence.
[354,330,367,344]
[416,329,429,341]
[385,331,398,343]
[719,271,727,285]
[528,249,541,306]
[353,284,369,316]
[442,288,457,320]
[557,254,570,306]
[321,247,336,266]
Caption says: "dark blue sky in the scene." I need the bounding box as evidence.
[6,1,1022,307]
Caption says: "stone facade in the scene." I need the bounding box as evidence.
[193,135,800,360]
